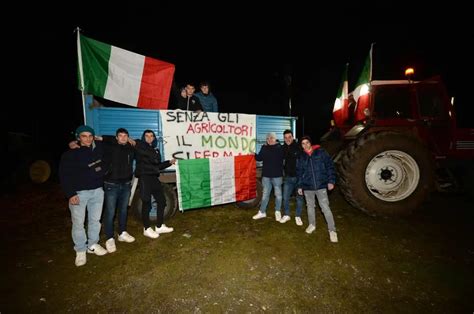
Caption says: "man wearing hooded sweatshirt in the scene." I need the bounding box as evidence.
[135,129,176,239]
[296,136,338,243]
[59,125,108,267]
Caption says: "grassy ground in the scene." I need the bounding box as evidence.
[1,182,473,312]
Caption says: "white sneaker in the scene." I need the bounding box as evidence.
[105,238,116,253]
[280,215,291,223]
[295,217,303,226]
[155,224,174,234]
[143,227,159,239]
[87,243,108,256]
[305,224,316,234]
[329,231,338,243]
[75,251,86,266]
[252,211,266,220]
[275,211,282,222]
[118,231,135,243]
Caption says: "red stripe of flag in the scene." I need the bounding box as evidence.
[137,57,175,109]
[234,155,257,202]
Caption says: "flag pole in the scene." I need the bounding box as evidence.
[369,42,375,82]
[76,27,86,124]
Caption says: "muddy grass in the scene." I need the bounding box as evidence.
[1,182,473,312]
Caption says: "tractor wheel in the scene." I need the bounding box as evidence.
[337,132,434,216]
[320,129,345,158]
[235,179,263,209]
[131,183,178,223]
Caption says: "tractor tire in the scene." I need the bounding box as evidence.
[337,131,434,216]
[131,183,178,223]
[320,129,345,158]
[321,139,345,159]
[235,179,263,209]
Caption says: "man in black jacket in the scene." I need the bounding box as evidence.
[280,130,305,226]
[135,129,176,238]
[100,128,136,253]
[59,125,108,267]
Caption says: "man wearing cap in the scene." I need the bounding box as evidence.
[59,125,108,266]
[253,132,284,221]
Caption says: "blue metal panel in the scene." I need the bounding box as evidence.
[93,107,161,141]
[256,115,297,153]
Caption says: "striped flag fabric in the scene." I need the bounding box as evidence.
[77,34,175,109]
[332,63,349,126]
[353,44,373,121]
[176,155,257,211]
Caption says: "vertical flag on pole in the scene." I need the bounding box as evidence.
[353,43,374,121]
[332,63,349,126]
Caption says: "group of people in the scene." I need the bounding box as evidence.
[253,130,338,243]
[59,123,336,266]
[170,81,218,112]
[59,126,175,267]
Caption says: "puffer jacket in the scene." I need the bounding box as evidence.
[296,145,336,190]
[134,130,171,177]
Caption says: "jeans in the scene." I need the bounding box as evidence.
[104,181,132,240]
[69,187,104,252]
[303,189,336,232]
[283,176,304,217]
[259,176,282,213]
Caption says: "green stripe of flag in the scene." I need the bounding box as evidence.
[178,158,211,209]
[79,35,111,97]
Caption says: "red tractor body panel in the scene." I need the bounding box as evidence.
[334,77,474,160]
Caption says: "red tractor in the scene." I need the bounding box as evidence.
[323,70,474,215]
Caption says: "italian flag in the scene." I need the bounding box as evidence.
[332,63,349,126]
[176,155,257,211]
[77,34,175,109]
[352,44,373,121]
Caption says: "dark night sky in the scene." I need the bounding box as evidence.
[7,2,472,162]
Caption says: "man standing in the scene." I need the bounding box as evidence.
[280,130,304,226]
[253,132,284,221]
[59,125,108,267]
[100,128,136,253]
[296,136,338,243]
[135,129,176,238]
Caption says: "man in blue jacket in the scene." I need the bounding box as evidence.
[194,81,218,112]
[296,136,338,242]
[59,125,108,266]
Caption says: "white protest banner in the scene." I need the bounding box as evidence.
[161,111,257,165]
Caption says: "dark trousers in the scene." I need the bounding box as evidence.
[104,181,132,239]
[139,176,166,229]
